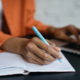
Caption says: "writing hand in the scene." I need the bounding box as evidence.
[1,37,62,65]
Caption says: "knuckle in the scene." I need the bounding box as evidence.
[51,43,56,47]
[32,37,38,41]
[26,42,32,48]
[42,54,48,60]
[46,46,51,52]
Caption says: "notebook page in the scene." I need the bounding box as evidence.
[25,52,75,72]
[0,68,25,76]
[0,52,27,72]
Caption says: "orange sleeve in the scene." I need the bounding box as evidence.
[26,19,50,35]
[26,0,50,36]
[0,31,11,51]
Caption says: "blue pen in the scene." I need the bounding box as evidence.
[32,26,62,63]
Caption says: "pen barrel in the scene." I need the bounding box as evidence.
[32,26,62,63]
[32,26,50,46]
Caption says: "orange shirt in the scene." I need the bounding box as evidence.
[0,0,49,48]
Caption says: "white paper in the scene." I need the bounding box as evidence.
[0,51,75,76]
[25,52,75,72]
[0,52,27,76]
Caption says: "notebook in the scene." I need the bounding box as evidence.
[0,52,75,76]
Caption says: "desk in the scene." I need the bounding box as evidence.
[0,51,80,80]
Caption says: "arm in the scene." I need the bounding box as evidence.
[26,0,80,44]
[0,31,62,65]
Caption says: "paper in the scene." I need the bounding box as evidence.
[0,52,27,75]
[25,52,75,72]
[0,51,75,76]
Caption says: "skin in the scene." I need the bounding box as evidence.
[48,25,80,44]
[1,25,80,65]
[1,37,62,65]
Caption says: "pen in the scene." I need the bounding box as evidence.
[32,26,62,63]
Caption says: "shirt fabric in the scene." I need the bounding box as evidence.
[0,0,50,52]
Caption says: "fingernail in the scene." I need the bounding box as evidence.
[59,54,62,59]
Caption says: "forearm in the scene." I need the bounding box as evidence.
[1,37,29,54]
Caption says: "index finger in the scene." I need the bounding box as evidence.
[67,27,80,44]
[33,37,62,59]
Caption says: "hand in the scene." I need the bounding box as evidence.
[1,37,62,65]
[47,25,80,44]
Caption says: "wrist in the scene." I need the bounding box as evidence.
[1,37,29,54]
[15,37,29,54]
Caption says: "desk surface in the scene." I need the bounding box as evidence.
[0,51,80,80]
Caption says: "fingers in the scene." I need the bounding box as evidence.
[53,25,80,44]
[26,42,55,62]
[67,26,80,44]
[59,32,75,42]
[46,39,61,52]
[21,51,41,65]
[31,37,62,59]
[26,51,53,65]
[46,39,56,47]
[53,47,61,52]
[25,37,62,65]
[27,58,42,65]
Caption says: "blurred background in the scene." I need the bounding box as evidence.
[35,0,80,28]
